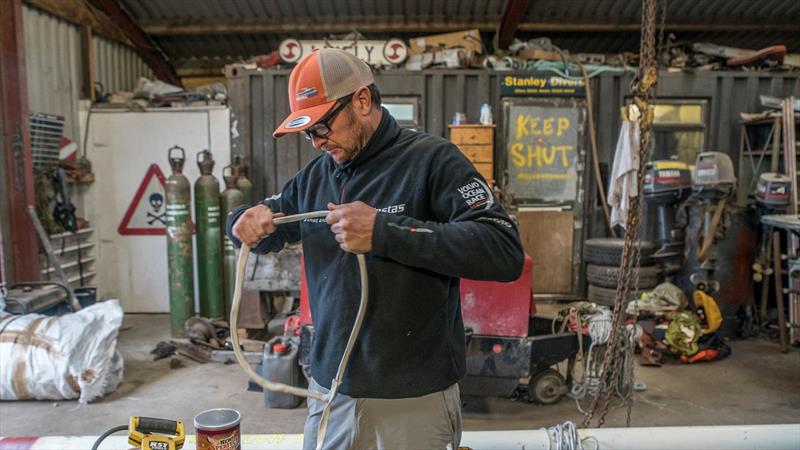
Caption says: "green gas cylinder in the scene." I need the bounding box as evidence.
[233,155,254,205]
[220,164,244,317]
[165,146,195,336]
[194,150,224,319]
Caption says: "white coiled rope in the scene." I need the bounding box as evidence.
[571,307,613,414]
[229,210,369,450]
[546,420,600,450]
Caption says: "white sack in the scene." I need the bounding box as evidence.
[0,299,124,404]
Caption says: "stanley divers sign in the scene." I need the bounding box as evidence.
[501,73,585,97]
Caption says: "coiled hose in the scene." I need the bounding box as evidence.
[229,210,369,450]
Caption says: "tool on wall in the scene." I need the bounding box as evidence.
[165,146,195,337]
[52,168,77,233]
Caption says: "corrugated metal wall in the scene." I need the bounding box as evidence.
[22,6,152,143]
[229,69,799,212]
[23,6,83,144]
[93,36,153,94]
[229,69,799,244]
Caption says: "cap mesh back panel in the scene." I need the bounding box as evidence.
[319,49,375,100]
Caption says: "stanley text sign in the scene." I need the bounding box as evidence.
[501,73,585,97]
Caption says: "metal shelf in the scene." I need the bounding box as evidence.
[41,257,96,275]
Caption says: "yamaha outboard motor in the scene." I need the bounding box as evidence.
[644,160,693,273]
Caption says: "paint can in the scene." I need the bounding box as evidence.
[194,408,241,450]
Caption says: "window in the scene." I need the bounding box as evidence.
[382,97,420,130]
[650,100,707,164]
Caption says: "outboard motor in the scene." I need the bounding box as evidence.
[753,172,792,323]
[644,160,692,273]
[693,151,736,199]
[689,152,737,293]
[756,172,791,210]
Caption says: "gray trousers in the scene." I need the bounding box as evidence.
[303,378,462,450]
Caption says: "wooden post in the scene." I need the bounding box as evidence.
[1,0,40,282]
[772,230,789,353]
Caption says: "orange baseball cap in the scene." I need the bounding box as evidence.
[273,48,375,138]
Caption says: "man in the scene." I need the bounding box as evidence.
[227,48,524,449]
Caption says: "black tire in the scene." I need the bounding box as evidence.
[587,284,649,306]
[583,238,658,266]
[586,264,661,289]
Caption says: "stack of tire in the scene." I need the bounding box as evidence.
[584,238,661,306]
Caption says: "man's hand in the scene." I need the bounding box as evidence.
[232,204,284,247]
[326,201,377,254]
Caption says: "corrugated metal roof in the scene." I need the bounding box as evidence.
[122,0,508,22]
[523,0,800,24]
[117,0,800,70]
[121,0,800,25]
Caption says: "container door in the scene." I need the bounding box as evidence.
[503,97,587,299]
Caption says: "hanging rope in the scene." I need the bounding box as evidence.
[581,0,663,428]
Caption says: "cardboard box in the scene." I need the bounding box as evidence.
[409,29,483,55]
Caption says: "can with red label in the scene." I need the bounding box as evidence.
[194,408,241,450]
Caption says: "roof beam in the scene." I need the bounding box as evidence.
[24,0,131,46]
[141,20,800,35]
[142,19,498,35]
[495,0,530,50]
[86,0,182,86]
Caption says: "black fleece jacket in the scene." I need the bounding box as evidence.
[227,109,524,398]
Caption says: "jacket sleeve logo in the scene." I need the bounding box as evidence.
[457,178,494,210]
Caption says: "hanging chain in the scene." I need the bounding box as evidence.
[582,0,661,428]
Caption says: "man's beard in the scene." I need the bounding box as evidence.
[340,108,372,162]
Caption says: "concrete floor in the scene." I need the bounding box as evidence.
[1,313,799,436]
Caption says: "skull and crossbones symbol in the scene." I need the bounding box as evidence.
[147,193,166,225]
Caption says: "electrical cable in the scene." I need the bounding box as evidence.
[229,210,369,450]
[91,424,128,450]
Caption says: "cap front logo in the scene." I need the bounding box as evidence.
[285,115,312,129]
[296,87,318,101]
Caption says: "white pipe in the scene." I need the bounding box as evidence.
[6,425,798,450]
[463,424,800,450]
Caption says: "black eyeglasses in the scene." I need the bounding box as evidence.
[302,95,353,141]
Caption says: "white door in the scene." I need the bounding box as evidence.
[85,107,231,313]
